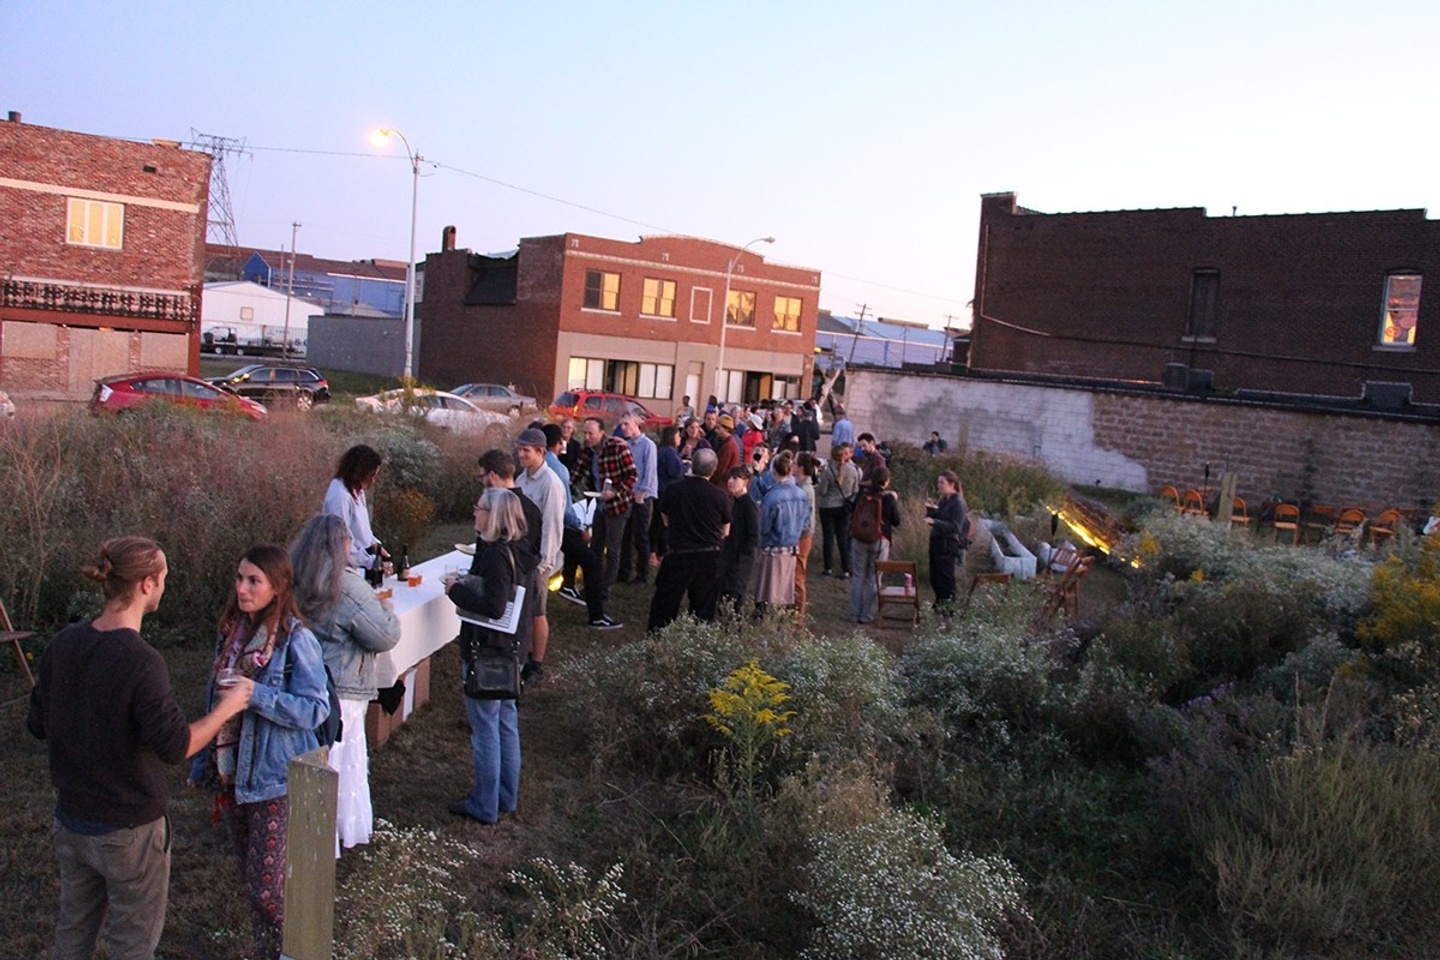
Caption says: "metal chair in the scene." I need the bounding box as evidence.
[1333,508,1366,540]
[1158,485,1182,512]
[1,598,35,688]
[1229,497,1253,531]
[1369,508,1401,548]
[1272,503,1301,545]
[875,560,920,626]
[1180,489,1207,517]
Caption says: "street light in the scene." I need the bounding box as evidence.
[715,235,774,403]
[371,128,422,381]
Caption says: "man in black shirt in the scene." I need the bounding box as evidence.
[646,448,732,631]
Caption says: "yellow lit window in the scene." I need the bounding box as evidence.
[583,270,620,311]
[1379,273,1421,346]
[774,296,802,332]
[67,198,125,249]
[642,278,676,317]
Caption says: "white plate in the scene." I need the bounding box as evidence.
[454,543,476,556]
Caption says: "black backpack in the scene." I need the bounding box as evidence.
[850,489,884,545]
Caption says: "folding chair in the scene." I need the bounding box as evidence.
[1043,555,1093,618]
[965,572,1013,610]
[1,598,35,688]
[875,560,920,626]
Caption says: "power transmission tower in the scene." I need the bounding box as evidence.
[189,130,249,279]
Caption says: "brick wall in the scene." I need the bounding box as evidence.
[971,192,1440,403]
[844,368,1440,513]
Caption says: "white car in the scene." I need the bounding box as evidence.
[0,390,14,419]
[355,388,513,444]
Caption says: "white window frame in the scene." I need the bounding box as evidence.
[690,287,713,324]
[641,277,677,319]
[1377,273,1421,348]
[66,197,124,249]
[773,295,802,333]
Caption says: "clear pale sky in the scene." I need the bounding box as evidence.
[6,1,1437,329]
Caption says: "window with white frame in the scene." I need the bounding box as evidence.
[642,278,676,318]
[690,287,712,323]
[583,270,620,311]
[726,289,756,327]
[1379,273,1421,347]
[773,295,802,332]
[66,198,124,249]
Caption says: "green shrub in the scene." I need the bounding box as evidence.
[772,633,910,765]
[1199,740,1440,953]
[794,803,1026,960]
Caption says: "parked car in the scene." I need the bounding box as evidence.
[451,382,536,417]
[0,389,14,419]
[90,372,268,421]
[207,364,330,410]
[547,390,673,431]
[355,388,512,444]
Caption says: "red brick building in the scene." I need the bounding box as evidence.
[971,192,1439,406]
[418,230,821,409]
[0,114,211,400]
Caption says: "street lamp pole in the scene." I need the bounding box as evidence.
[373,128,421,381]
[714,235,774,403]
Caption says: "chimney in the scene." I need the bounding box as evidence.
[6,111,20,123]
[442,225,457,252]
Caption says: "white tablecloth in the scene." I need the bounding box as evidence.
[373,550,468,687]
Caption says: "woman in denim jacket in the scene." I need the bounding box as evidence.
[192,544,329,960]
[290,513,400,853]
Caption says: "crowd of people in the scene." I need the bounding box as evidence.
[25,399,969,960]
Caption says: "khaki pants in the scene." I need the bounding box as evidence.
[51,815,170,960]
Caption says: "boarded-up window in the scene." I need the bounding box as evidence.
[1186,271,1219,339]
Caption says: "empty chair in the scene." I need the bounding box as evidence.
[1332,508,1366,541]
[965,572,1013,610]
[1272,503,1301,545]
[1369,508,1402,548]
[1040,544,1079,583]
[1181,489,1207,517]
[1,598,35,688]
[1229,497,1253,530]
[875,559,921,626]
[1158,485,1182,512]
[1043,555,1093,618]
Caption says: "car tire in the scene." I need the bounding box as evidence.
[295,392,313,412]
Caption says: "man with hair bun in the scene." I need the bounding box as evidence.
[27,536,252,960]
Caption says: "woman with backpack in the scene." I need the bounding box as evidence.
[289,513,401,854]
[926,470,969,610]
[846,466,903,624]
[190,544,330,960]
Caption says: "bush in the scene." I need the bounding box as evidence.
[772,633,910,765]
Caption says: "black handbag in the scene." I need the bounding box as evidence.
[462,643,521,700]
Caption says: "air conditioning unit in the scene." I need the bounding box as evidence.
[1162,363,1189,388]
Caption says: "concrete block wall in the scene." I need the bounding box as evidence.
[844,369,1440,512]
[308,316,405,379]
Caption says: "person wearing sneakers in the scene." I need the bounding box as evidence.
[574,416,633,628]
[543,426,623,630]
[646,448,731,631]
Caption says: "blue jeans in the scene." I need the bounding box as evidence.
[848,538,885,622]
[462,696,520,823]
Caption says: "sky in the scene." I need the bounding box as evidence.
[6,1,1438,330]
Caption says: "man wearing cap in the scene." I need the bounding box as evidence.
[830,405,855,451]
[514,428,568,681]
[575,416,635,623]
[710,413,741,487]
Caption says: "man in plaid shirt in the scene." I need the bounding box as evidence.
[576,416,636,618]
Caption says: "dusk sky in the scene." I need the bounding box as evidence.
[6,1,1437,329]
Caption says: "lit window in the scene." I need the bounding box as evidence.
[1379,273,1421,346]
[726,289,756,327]
[583,270,620,311]
[66,198,124,249]
[773,296,802,332]
[641,278,676,318]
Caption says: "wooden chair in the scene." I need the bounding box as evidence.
[1369,508,1401,548]
[1180,489,1207,517]
[1303,504,1338,543]
[965,572,1013,610]
[1040,544,1079,584]
[1043,555,1093,618]
[1,598,35,688]
[1158,485,1182,513]
[1333,508,1366,540]
[875,559,920,626]
[1229,497,1253,531]
[1272,503,1301,545]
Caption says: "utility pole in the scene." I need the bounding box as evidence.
[281,222,299,360]
[846,303,869,365]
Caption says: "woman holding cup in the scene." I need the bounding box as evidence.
[289,513,400,853]
[190,544,329,960]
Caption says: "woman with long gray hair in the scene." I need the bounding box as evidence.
[289,513,400,852]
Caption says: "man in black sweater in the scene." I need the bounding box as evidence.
[647,448,732,631]
[28,536,250,960]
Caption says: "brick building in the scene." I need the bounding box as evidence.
[0,113,211,400]
[418,230,821,409]
[971,192,1440,406]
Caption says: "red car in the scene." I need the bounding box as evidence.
[90,372,268,421]
[547,390,672,431]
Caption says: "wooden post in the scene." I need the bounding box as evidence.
[1214,472,1239,526]
[281,747,336,960]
